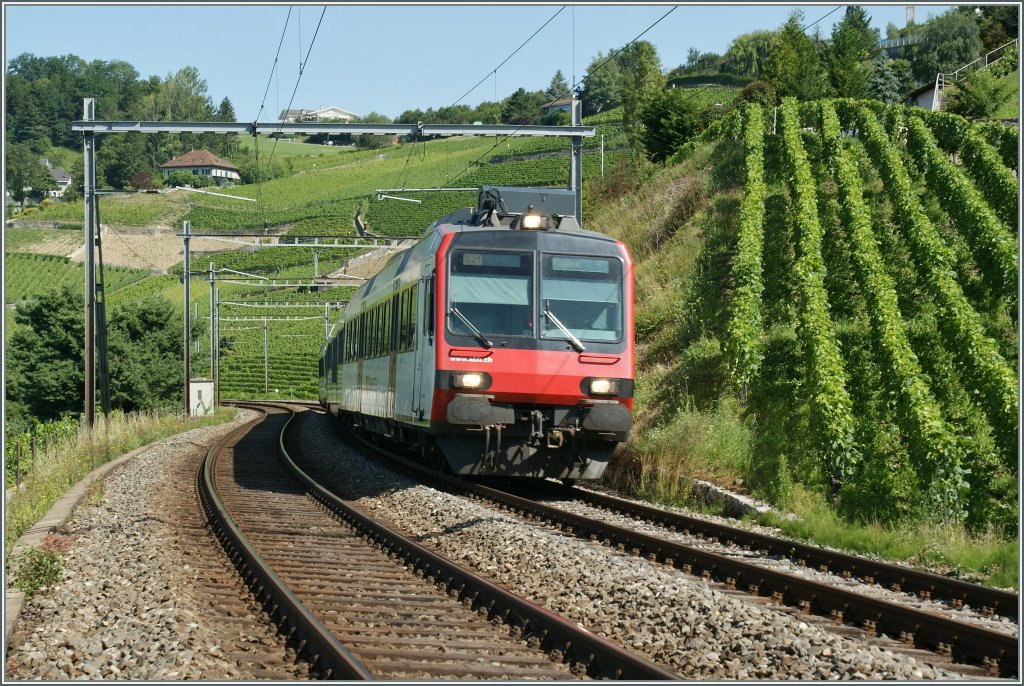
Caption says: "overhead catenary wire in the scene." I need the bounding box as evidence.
[438,5,677,191]
[448,6,566,111]
[253,6,294,228]
[262,6,327,181]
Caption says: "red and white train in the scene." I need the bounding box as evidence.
[318,187,634,480]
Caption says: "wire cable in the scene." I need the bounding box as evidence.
[254,7,293,122]
[262,6,327,180]
[448,6,566,110]
[438,5,677,191]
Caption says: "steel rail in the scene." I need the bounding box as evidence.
[346,434,1018,678]
[558,484,1019,621]
[279,412,679,680]
[198,404,373,680]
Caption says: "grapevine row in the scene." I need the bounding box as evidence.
[818,102,966,520]
[919,111,1019,231]
[974,120,1019,171]
[905,116,1017,303]
[725,103,767,393]
[779,98,861,486]
[854,106,1017,462]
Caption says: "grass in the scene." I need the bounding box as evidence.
[3,227,81,254]
[993,68,1019,119]
[235,135,356,158]
[586,126,1017,589]
[757,489,1019,590]
[4,407,236,556]
[5,253,150,304]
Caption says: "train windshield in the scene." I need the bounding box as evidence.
[448,250,534,338]
[540,255,623,342]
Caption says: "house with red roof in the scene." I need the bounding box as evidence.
[160,150,241,186]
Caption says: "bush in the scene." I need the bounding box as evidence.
[12,545,64,598]
[729,80,778,109]
[945,69,1016,119]
[166,170,195,187]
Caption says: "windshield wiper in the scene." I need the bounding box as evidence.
[544,310,586,352]
[449,307,492,348]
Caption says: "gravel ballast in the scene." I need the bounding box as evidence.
[294,412,963,680]
[5,411,308,681]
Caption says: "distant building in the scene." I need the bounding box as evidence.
[278,106,358,123]
[541,97,573,115]
[160,150,241,186]
[910,81,940,111]
[38,159,72,198]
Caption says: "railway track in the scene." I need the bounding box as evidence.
[200,403,677,679]
[342,425,1018,678]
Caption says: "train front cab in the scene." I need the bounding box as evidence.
[428,225,635,480]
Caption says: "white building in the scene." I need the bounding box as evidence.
[160,150,241,186]
[278,106,358,123]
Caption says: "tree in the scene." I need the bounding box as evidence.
[5,144,56,209]
[974,5,1019,52]
[577,50,623,116]
[546,69,570,101]
[501,87,546,124]
[868,57,915,104]
[722,31,778,78]
[913,9,984,82]
[107,297,187,413]
[639,89,710,162]
[763,11,830,100]
[130,171,155,190]
[825,6,880,98]
[216,96,236,122]
[619,40,664,160]
[6,285,85,425]
[166,169,196,187]
[945,68,1016,119]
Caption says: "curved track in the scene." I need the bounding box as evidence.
[343,428,1018,678]
[200,403,677,680]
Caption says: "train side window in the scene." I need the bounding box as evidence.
[408,284,417,350]
[425,274,434,341]
[331,336,339,382]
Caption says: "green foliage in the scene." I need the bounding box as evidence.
[12,546,64,598]
[905,115,1016,302]
[665,73,754,89]
[5,284,85,425]
[913,9,985,82]
[639,90,712,163]
[868,57,915,105]
[5,253,148,303]
[729,81,778,109]
[721,30,777,78]
[724,104,766,393]
[578,49,624,116]
[944,68,1017,119]
[546,69,570,101]
[501,87,547,125]
[108,297,187,413]
[974,120,1018,169]
[779,98,861,490]
[5,143,57,206]
[619,40,664,159]
[854,105,1017,464]
[820,102,967,521]
[824,7,880,98]
[763,12,830,100]
[975,5,1019,53]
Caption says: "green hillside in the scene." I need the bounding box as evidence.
[592,98,1017,545]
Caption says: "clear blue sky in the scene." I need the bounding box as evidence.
[4,3,957,121]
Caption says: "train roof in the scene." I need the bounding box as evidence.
[345,187,619,311]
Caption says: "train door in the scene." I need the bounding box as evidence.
[412,271,434,422]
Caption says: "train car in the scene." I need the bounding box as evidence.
[318,186,634,480]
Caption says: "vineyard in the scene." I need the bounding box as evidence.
[714,98,1017,528]
[5,253,150,304]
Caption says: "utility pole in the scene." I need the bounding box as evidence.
[600,134,605,179]
[263,317,269,394]
[209,262,216,380]
[182,220,191,415]
[313,251,320,279]
[569,97,583,223]
[83,98,96,427]
[325,302,330,341]
[215,287,221,406]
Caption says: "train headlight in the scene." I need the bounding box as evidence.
[521,212,548,230]
[452,372,485,389]
[587,378,618,396]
